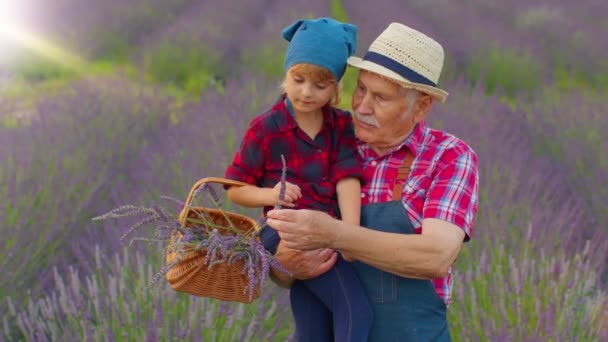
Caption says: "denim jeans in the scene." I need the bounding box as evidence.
[260,225,373,342]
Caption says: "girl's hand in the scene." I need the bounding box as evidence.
[272,181,302,207]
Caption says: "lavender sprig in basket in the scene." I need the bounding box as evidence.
[92,158,290,303]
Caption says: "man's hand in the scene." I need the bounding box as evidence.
[341,252,356,262]
[271,181,302,207]
[270,241,338,287]
[266,208,339,250]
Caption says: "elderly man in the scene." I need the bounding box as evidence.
[267,22,479,341]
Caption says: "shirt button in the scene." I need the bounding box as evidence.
[360,193,366,198]
[322,177,327,181]
[317,149,322,153]
[371,160,377,166]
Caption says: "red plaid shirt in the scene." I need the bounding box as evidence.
[225,97,363,216]
[358,120,479,305]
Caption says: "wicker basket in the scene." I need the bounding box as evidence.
[165,177,261,303]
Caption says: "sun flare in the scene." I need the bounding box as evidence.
[0,0,88,71]
[0,0,22,35]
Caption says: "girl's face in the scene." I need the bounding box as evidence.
[283,66,337,115]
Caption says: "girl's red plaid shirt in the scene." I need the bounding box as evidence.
[225,96,363,217]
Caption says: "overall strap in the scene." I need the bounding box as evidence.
[391,150,415,201]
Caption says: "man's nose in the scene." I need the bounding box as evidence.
[356,93,374,114]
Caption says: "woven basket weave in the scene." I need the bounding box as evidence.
[165,177,260,303]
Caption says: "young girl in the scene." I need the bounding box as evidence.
[224,17,372,342]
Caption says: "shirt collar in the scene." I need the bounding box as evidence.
[357,120,428,158]
[403,120,427,156]
[272,95,336,132]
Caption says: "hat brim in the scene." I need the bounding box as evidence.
[347,57,448,103]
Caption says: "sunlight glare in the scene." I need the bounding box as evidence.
[0,0,88,71]
[0,0,23,36]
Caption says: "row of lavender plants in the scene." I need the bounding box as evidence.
[345,0,608,94]
[1,74,173,302]
[12,0,607,98]
[0,71,280,297]
[3,246,294,341]
[3,74,605,340]
[430,80,607,340]
[2,0,606,340]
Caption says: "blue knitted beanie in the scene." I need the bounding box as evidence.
[282,17,358,81]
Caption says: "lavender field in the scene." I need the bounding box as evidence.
[1,0,607,341]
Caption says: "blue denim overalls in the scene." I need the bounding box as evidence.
[352,151,451,341]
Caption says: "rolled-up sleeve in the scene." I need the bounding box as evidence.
[423,148,479,241]
[330,116,363,184]
[224,120,266,186]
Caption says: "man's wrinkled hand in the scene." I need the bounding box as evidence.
[341,252,356,262]
[274,241,337,280]
[266,208,338,251]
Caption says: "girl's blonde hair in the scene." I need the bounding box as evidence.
[281,63,342,106]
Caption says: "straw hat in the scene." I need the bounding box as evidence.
[347,23,449,102]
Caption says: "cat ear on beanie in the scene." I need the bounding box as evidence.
[342,23,358,56]
[281,19,305,42]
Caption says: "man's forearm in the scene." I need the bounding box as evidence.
[332,218,464,279]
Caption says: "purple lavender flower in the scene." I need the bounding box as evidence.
[273,154,288,210]
[159,195,186,208]
[180,229,195,243]
[202,183,221,207]
[119,214,160,241]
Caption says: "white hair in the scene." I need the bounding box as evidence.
[375,72,424,106]
[401,87,422,107]
[395,88,423,120]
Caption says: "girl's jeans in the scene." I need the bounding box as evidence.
[260,225,373,342]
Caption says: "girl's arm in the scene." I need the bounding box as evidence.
[336,177,361,226]
[227,182,302,208]
[227,185,275,208]
[336,177,361,261]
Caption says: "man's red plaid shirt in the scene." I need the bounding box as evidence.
[358,119,479,305]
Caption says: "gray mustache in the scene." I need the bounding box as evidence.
[353,111,380,128]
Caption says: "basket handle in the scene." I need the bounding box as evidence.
[179,177,249,221]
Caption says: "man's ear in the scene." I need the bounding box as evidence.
[413,94,434,123]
